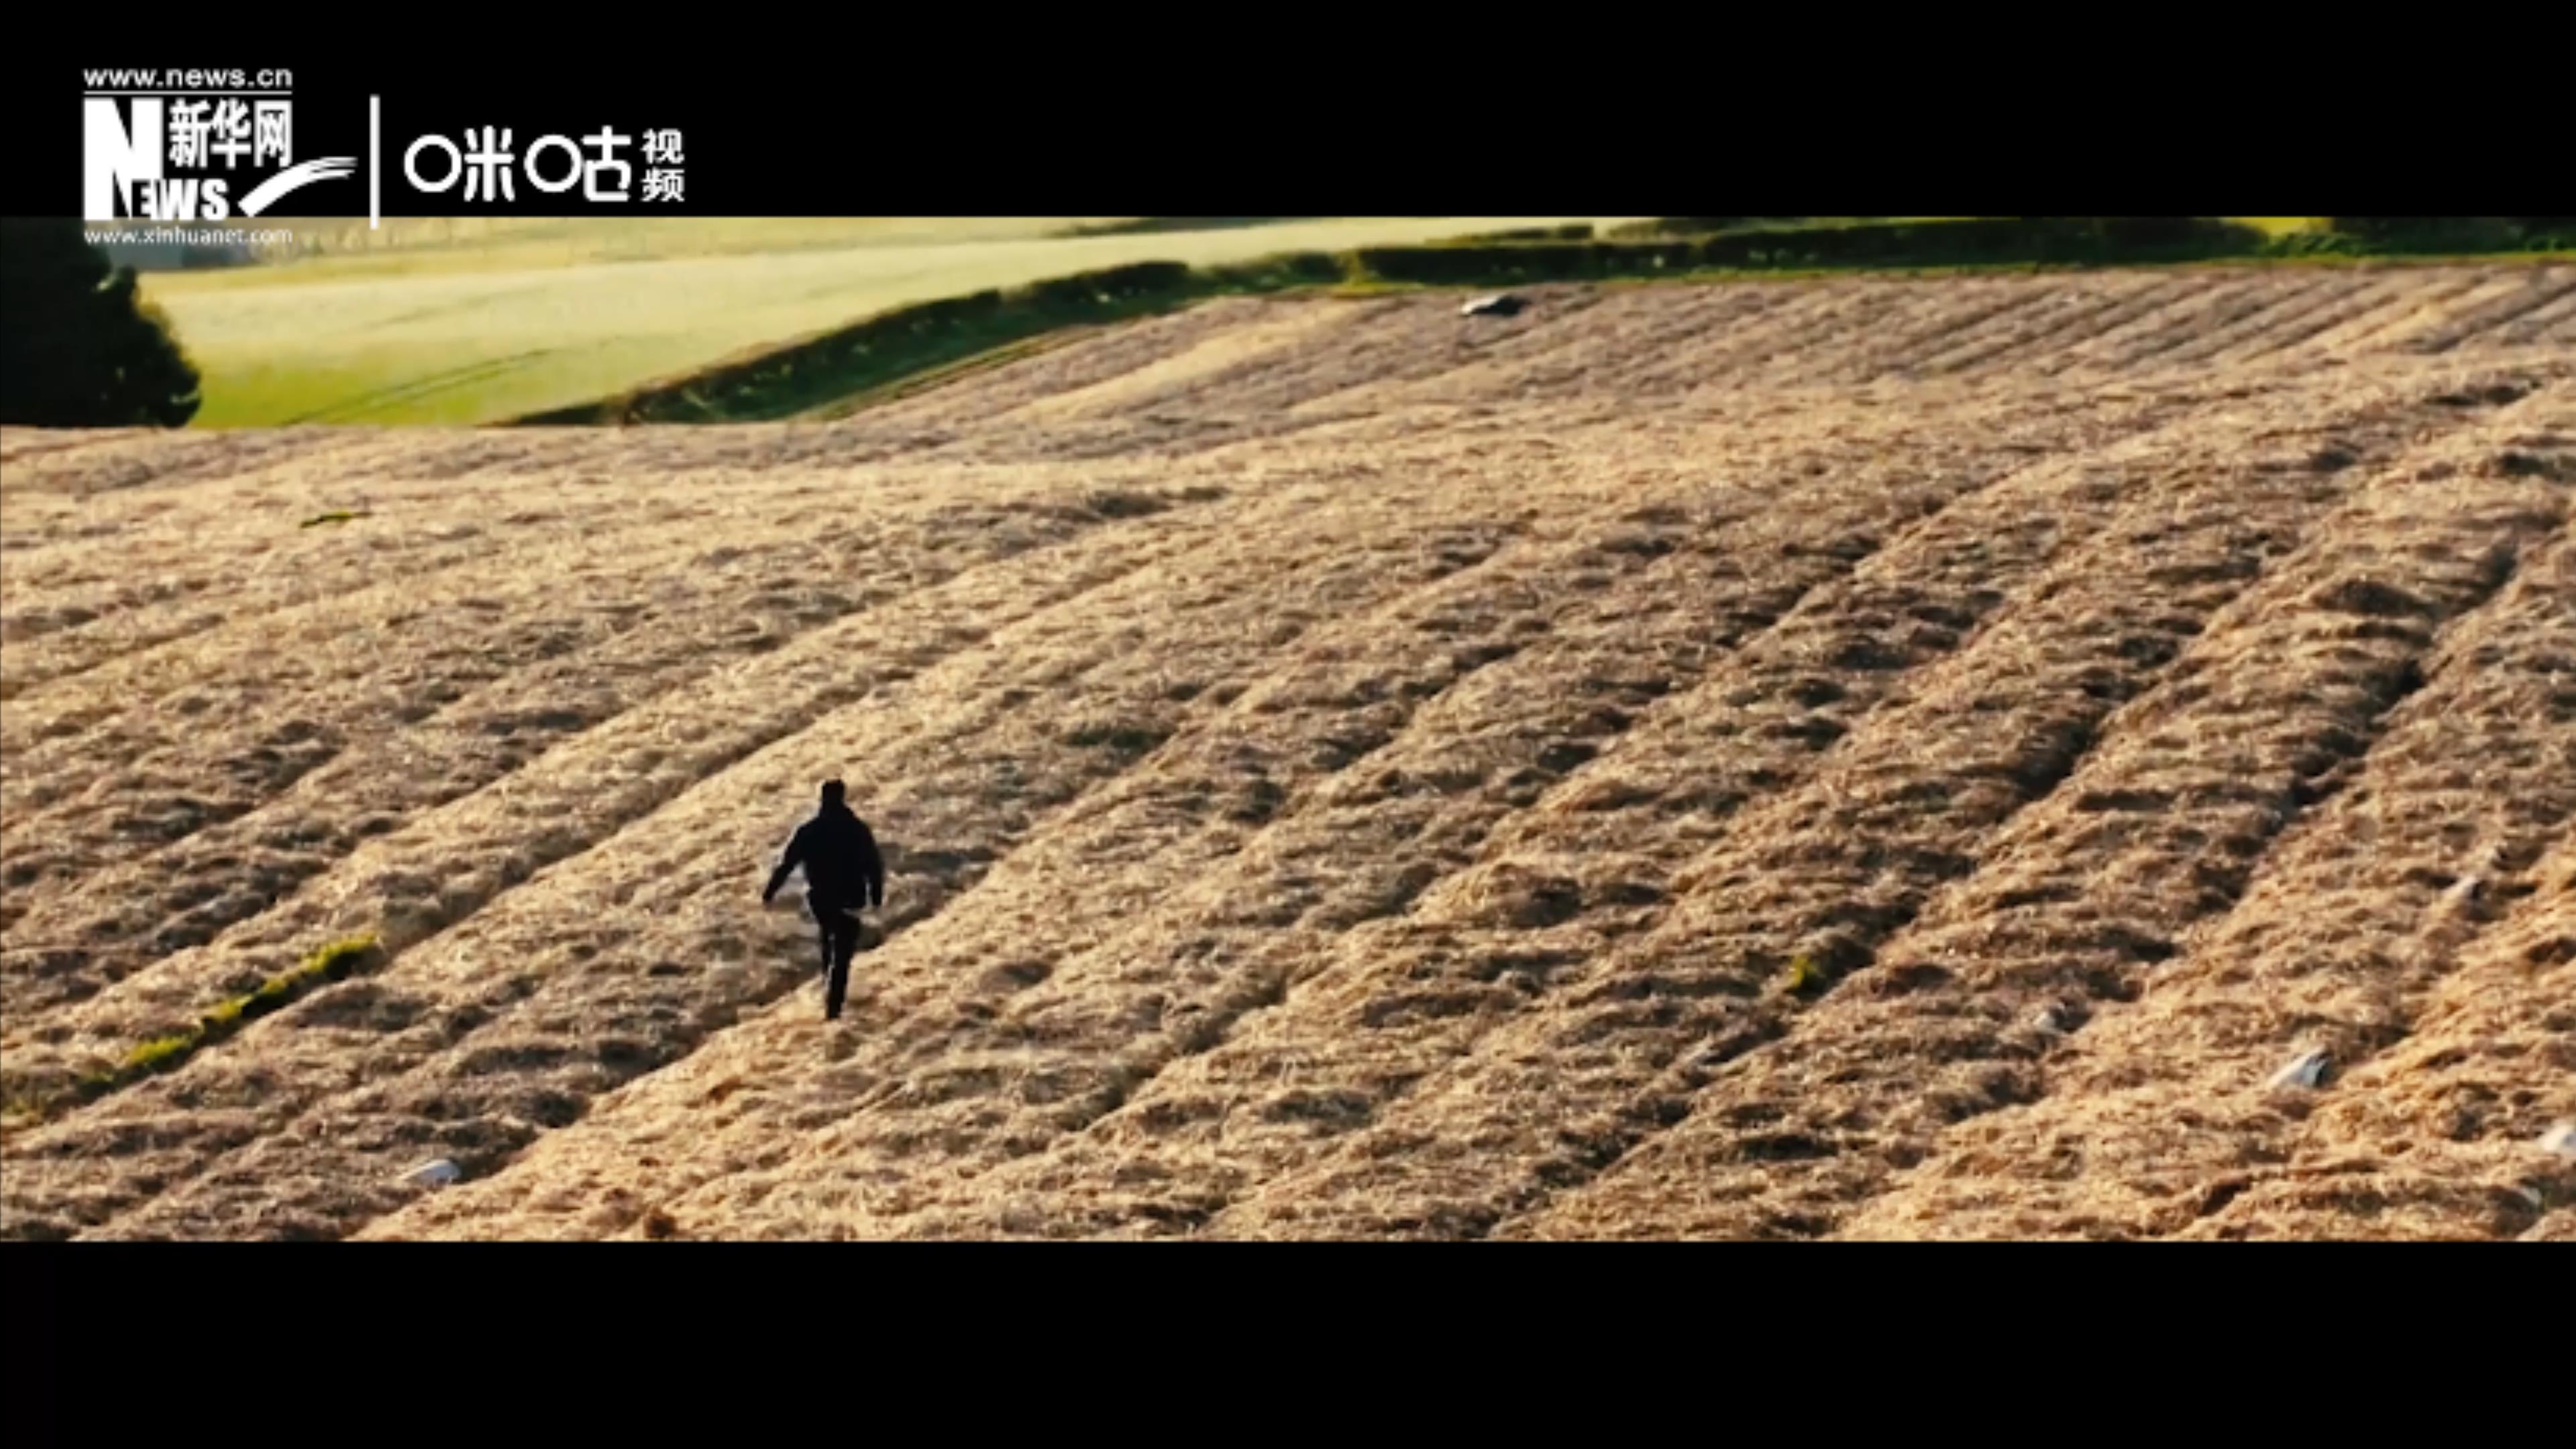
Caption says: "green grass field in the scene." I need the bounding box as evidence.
[140,218,1644,425]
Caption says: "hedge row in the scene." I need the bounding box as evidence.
[1354,218,2269,285]
[2327,217,2576,251]
[1352,239,1703,284]
[1450,223,1597,244]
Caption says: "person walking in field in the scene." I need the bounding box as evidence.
[761,779,886,1022]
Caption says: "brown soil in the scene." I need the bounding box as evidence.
[3,264,2569,1240]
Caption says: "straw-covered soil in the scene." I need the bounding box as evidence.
[3,263,2570,1240]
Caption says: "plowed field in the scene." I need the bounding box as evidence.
[5,263,2571,1240]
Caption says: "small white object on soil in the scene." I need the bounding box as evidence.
[2030,1005,2068,1034]
[1460,294,1526,319]
[399,1157,461,1187]
[2267,1049,2330,1090]
[2542,1122,2576,1157]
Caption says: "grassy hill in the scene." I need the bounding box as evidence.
[133,218,1644,426]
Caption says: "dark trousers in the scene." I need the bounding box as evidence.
[813,902,862,1019]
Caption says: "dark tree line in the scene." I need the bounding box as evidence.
[2329,217,2576,244]
[2,219,203,428]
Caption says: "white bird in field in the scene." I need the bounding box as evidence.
[398,1157,462,1187]
[2266,1049,2330,1091]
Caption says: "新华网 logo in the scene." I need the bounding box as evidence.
[82,68,354,221]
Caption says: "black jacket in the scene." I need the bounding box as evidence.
[764,803,885,913]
